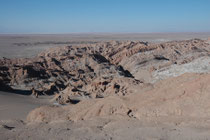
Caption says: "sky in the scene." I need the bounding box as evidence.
[0,0,210,33]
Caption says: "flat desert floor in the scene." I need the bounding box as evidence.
[0,91,50,120]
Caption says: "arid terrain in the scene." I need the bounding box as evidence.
[1,33,210,58]
[0,33,210,140]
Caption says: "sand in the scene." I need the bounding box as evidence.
[1,118,210,140]
[0,91,50,120]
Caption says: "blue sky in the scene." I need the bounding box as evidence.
[0,0,210,33]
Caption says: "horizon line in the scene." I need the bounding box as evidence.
[1,31,210,35]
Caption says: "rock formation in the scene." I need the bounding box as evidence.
[0,39,209,105]
[27,73,210,122]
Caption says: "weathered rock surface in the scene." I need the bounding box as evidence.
[0,43,148,104]
[1,38,210,140]
[105,39,210,82]
[0,39,209,104]
[27,73,210,122]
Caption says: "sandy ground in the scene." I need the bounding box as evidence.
[0,91,50,120]
[1,117,210,140]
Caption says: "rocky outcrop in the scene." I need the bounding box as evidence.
[27,73,210,122]
[0,44,147,104]
[0,39,209,104]
[106,39,210,82]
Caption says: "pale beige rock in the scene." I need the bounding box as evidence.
[27,73,210,123]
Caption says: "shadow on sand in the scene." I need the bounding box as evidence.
[0,85,32,96]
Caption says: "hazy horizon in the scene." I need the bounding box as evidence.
[1,32,210,35]
[0,0,210,34]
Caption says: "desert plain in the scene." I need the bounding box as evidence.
[0,33,210,140]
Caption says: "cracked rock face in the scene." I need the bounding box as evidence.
[0,39,209,105]
[0,43,147,104]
